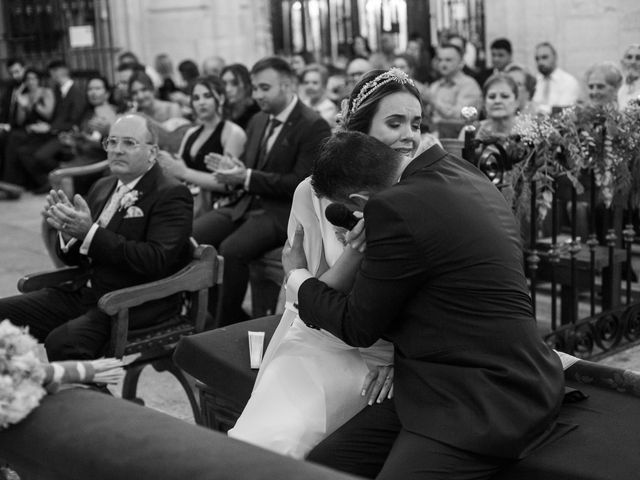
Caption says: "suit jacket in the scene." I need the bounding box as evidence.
[229,99,331,227]
[56,163,193,301]
[50,81,86,133]
[298,145,564,458]
[0,80,22,126]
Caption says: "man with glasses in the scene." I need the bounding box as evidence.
[618,44,640,109]
[0,113,193,361]
[532,42,580,115]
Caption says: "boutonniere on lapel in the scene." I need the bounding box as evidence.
[119,190,144,218]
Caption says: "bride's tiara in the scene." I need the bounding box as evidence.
[338,68,415,126]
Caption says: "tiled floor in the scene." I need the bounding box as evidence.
[1,192,640,425]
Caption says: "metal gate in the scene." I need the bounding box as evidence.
[1,0,116,81]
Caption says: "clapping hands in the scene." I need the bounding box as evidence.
[43,190,93,241]
[205,153,247,186]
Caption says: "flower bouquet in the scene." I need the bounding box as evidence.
[0,319,124,429]
[507,97,640,221]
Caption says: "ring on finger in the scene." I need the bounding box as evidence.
[62,223,68,230]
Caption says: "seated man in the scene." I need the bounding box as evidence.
[196,56,331,326]
[0,113,193,360]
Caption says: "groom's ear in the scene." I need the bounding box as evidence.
[347,191,369,211]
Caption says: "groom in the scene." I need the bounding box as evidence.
[283,132,564,479]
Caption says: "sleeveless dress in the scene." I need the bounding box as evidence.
[228,177,394,458]
[179,122,225,172]
[178,122,226,216]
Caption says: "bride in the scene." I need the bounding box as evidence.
[228,68,436,458]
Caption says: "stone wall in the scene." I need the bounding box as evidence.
[108,0,272,71]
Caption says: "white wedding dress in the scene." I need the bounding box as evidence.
[228,177,394,459]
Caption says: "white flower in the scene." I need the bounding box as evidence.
[119,189,140,211]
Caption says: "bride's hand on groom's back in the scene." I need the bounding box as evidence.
[361,364,394,406]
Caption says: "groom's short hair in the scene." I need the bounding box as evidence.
[312,131,402,201]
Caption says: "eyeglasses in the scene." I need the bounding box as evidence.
[102,136,153,152]
[624,54,640,61]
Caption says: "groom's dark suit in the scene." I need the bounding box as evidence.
[298,145,564,478]
[0,163,193,360]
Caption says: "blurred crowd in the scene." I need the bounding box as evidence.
[0,34,638,196]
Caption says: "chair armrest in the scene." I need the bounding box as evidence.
[49,159,110,193]
[98,245,220,315]
[18,267,84,293]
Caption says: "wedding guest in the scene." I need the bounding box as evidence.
[326,69,347,106]
[229,68,426,459]
[286,129,565,479]
[532,42,580,115]
[345,57,373,95]
[506,64,538,115]
[0,113,193,361]
[584,61,623,108]
[425,43,482,137]
[405,33,437,84]
[369,31,396,70]
[350,35,371,60]
[113,62,144,113]
[618,44,640,109]
[194,56,331,326]
[118,51,162,88]
[157,76,246,217]
[0,58,26,185]
[154,53,179,101]
[476,37,514,86]
[8,60,86,192]
[129,70,182,124]
[220,63,261,131]
[473,73,519,138]
[14,68,56,129]
[300,64,338,128]
[290,51,314,80]
[201,56,225,78]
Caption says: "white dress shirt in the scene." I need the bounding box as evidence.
[59,174,145,255]
[245,95,299,189]
[533,68,581,114]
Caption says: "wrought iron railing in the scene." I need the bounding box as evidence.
[460,125,640,360]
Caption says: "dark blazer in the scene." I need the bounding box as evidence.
[230,99,331,226]
[50,81,86,133]
[0,80,22,126]
[298,145,564,459]
[56,163,193,299]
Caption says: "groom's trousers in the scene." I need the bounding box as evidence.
[307,398,509,480]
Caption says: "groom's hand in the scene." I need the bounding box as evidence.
[282,225,307,279]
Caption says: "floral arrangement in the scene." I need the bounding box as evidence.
[119,189,140,211]
[507,97,640,221]
[0,319,123,429]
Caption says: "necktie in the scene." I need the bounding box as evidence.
[97,185,128,228]
[257,118,282,169]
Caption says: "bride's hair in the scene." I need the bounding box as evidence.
[340,68,422,134]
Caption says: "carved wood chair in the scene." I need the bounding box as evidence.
[18,242,223,423]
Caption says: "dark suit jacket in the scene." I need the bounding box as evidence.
[56,163,193,301]
[298,145,564,459]
[0,80,22,126]
[50,81,86,133]
[230,99,331,227]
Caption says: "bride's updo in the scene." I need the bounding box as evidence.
[338,68,422,134]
